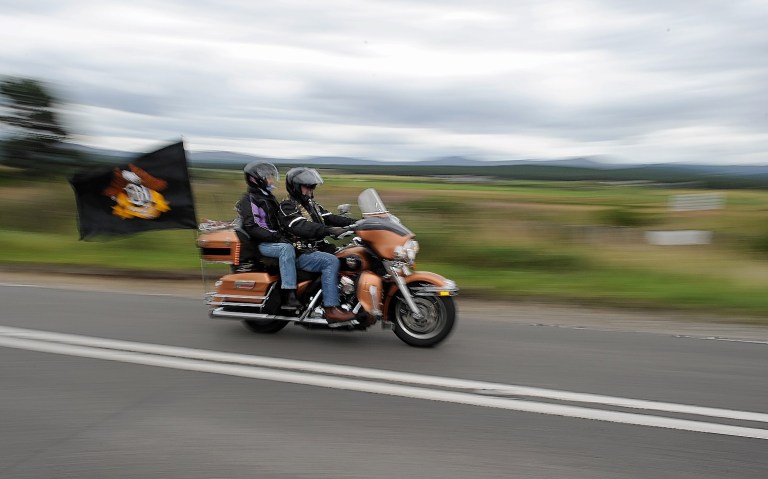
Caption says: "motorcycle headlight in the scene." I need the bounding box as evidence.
[395,240,419,262]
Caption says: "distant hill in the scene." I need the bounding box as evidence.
[55,143,768,188]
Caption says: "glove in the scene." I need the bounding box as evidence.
[325,226,347,238]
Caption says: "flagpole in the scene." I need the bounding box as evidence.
[195,228,209,300]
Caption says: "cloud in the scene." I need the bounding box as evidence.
[1,0,766,163]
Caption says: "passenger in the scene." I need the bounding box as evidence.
[235,161,300,309]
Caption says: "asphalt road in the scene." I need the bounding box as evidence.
[1,280,767,478]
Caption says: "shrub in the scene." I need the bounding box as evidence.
[749,232,768,256]
[463,245,589,271]
[598,207,658,227]
[400,197,471,216]
[415,233,589,272]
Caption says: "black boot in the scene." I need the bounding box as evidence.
[235,261,254,273]
[281,289,301,310]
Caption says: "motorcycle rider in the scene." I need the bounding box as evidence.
[235,161,301,310]
[279,167,356,323]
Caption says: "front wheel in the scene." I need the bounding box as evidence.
[391,294,456,347]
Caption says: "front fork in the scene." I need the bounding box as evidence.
[388,264,425,320]
[382,264,459,323]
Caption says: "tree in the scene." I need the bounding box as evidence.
[0,77,75,172]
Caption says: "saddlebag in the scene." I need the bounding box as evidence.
[210,272,279,306]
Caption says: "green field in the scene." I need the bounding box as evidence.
[2,168,768,321]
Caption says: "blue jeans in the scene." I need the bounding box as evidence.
[257,243,297,289]
[296,251,340,307]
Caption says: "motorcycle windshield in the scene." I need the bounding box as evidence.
[356,188,413,236]
[358,188,389,216]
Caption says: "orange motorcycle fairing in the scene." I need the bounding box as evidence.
[356,229,414,260]
[356,271,383,317]
[211,272,279,306]
[381,271,456,321]
[335,246,371,272]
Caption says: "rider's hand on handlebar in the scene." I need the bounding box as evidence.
[325,226,347,238]
[337,229,355,239]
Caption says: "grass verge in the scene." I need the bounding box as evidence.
[2,229,768,322]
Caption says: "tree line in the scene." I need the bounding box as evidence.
[2,76,766,188]
[0,76,82,174]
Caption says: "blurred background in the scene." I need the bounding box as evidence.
[2,1,768,318]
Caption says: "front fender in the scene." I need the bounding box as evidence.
[382,271,459,320]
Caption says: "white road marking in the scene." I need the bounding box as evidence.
[701,337,768,345]
[0,326,767,440]
[1,325,766,423]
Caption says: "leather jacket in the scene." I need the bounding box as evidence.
[278,197,354,253]
[235,187,286,244]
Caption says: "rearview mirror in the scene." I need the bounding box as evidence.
[337,203,351,216]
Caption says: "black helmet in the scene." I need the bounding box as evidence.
[244,161,278,191]
[285,167,324,203]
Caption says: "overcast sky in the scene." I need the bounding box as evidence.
[1,0,766,164]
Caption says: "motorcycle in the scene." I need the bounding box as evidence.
[197,188,458,347]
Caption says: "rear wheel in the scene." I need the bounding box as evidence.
[391,293,456,347]
[241,318,288,334]
[240,285,289,334]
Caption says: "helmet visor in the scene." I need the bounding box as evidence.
[290,168,323,187]
[254,163,279,183]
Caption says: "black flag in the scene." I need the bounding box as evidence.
[70,141,198,240]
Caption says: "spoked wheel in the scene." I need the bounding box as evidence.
[392,294,456,347]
